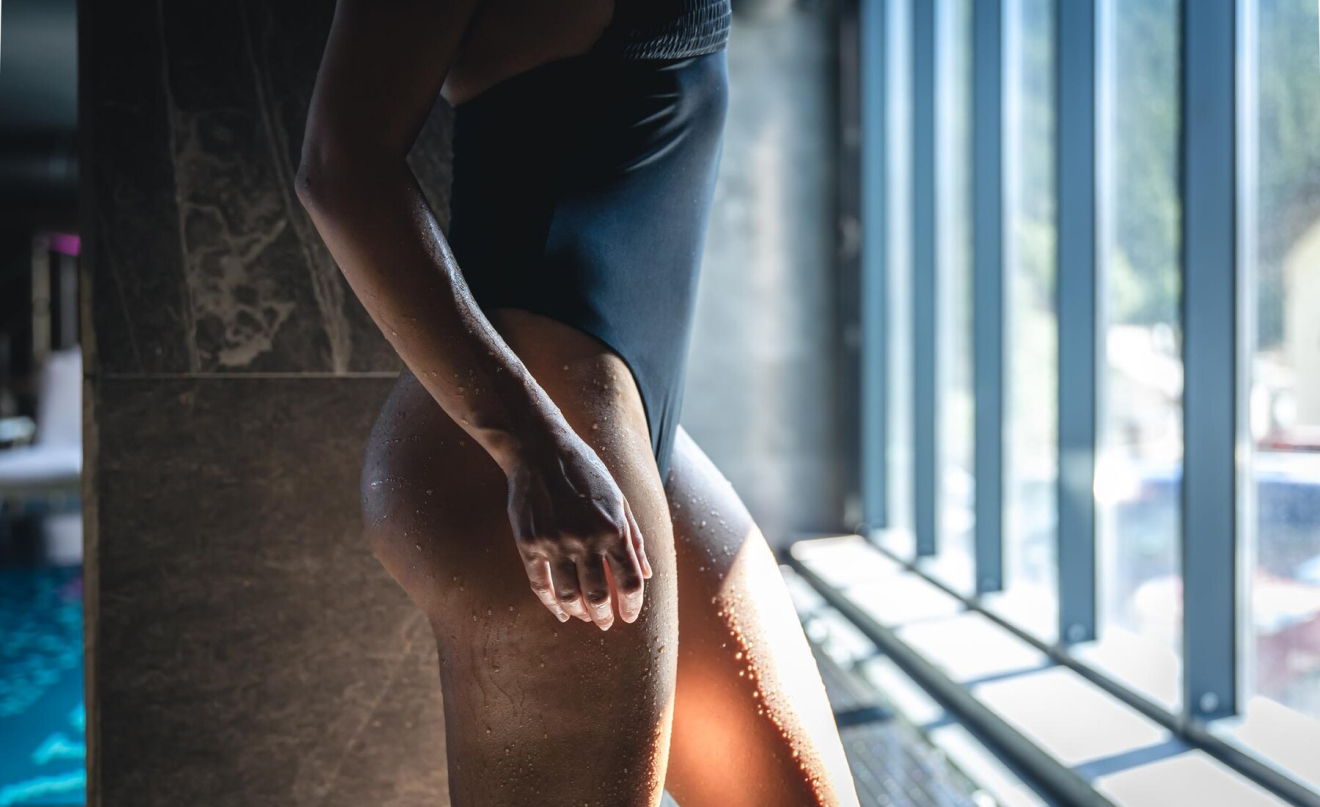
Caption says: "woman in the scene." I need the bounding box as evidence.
[297,1,859,804]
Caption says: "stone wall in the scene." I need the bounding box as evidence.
[682,1,847,545]
[82,2,448,804]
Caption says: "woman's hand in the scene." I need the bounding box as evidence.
[505,426,653,630]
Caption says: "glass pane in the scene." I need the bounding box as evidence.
[884,0,916,557]
[1092,0,1183,707]
[988,0,1058,640]
[1242,0,1320,738]
[922,0,975,593]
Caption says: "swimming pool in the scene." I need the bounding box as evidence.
[0,567,85,807]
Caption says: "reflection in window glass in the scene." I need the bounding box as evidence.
[923,0,975,593]
[1242,0,1320,732]
[883,0,916,557]
[1093,0,1183,706]
[989,0,1057,640]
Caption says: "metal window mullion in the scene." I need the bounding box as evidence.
[1234,0,1260,720]
[1055,0,1098,644]
[861,0,889,533]
[1181,0,1237,722]
[912,0,938,557]
[972,0,1005,594]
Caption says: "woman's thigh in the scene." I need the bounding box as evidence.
[663,428,860,807]
[364,309,679,807]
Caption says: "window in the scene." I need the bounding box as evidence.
[992,0,1058,640]
[1240,0,1320,737]
[856,0,1320,797]
[1092,0,1183,707]
[924,0,976,594]
[883,0,916,557]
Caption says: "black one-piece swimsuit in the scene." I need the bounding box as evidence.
[447,0,732,481]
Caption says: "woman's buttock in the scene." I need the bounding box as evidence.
[364,308,672,621]
[440,0,614,107]
[489,308,661,493]
[362,308,681,803]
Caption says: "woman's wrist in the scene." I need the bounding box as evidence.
[476,391,571,478]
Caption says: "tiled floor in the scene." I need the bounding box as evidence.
[1,563,989,807]
[812,642,987,807]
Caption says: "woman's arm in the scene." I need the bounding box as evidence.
[297,0,650,630]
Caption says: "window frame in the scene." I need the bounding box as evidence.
[852,0,1320,801]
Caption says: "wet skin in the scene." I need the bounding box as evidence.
[366,311,859,806]
[299,0,860,803]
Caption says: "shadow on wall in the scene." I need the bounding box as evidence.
[683,0,844,548]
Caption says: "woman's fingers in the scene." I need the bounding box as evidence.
[624,499,652,579]
[604,540,645,623]
[577,553,615,630]
[531,496,648,630]
[524,556,570,622]
[551,556,592,622]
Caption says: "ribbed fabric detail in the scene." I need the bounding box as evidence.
[593,0,732,60]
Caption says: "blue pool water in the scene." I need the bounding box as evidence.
[0,568,85,807]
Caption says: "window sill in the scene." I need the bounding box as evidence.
[786,534,1315,807]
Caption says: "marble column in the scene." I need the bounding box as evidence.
[81,2,451,804]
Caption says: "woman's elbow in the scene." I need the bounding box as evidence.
[294,128,362,216]
[294,142,339,215]
[295,136,399,218]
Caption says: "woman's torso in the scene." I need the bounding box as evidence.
[441,0,731,106]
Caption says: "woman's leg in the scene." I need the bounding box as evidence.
[663,428,860,807]
[364,310,679,807]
